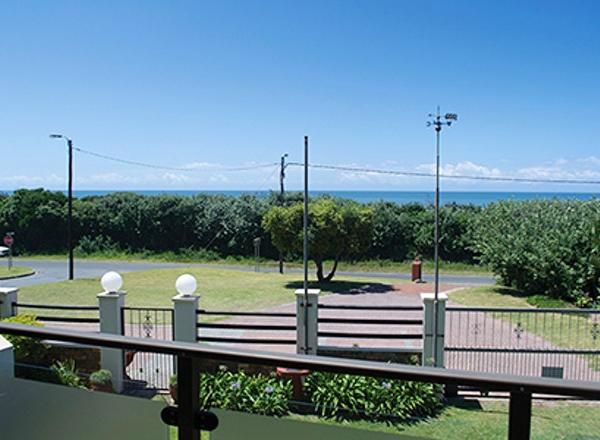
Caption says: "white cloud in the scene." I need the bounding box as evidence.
[416,161,503,177]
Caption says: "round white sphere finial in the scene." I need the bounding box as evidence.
[101,271,123,293]
[176,274,197,296]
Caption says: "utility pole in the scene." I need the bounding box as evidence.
[50,134,75,280]
[278,153,288,274]
[426,108,457,366]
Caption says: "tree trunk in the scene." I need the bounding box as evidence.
[314,258,339,283]
[324,258,339,282]
[315,259,325,283]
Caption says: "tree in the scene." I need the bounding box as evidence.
[262,198,374,282]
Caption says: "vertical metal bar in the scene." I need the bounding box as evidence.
[67,138,74,280]
[509,390,532,440]
[303,135,309,355]
[177,356,201,440]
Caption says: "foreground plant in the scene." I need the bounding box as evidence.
[304,372,442,421]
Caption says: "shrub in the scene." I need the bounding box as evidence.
[74,235,119,255]
[0,314,47,363]
[51,360,85,389]
[169,368,293,416]
[199,368,292,416]
[89,369,112,386]
[472,200,600,302]
[304,372,442,421]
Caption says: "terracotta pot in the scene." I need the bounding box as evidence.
[90,381,113,393]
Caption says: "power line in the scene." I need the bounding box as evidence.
[287,162,600,185]
[73,146,278,172]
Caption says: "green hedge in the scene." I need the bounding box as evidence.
[2,189,599,302]
[0,188,479,263]
[473,200,600,302]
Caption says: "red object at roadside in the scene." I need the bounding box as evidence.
[276,367,310,401]
[3,235,13,247]
[411,257,422,282]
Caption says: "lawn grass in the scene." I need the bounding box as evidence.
[297,399,600,440]
[16,267,402,321]
[167,400,600,439]
[0,265,34,279]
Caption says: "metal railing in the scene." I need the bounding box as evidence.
[11,302,100,324]
[1,322,599,440]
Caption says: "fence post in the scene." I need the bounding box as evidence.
[295,289,320,355]
[421,292,447,367]
[97,289,126,392]
[173,294,199,344]
[0,288,18,319]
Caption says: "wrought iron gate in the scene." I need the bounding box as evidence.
[121,307,174,390]
[445,306,600,381]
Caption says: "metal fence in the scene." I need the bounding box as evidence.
[317,304,423,348]
[121,306,174,390]
[445,306,600,381]
[196,309,296,346]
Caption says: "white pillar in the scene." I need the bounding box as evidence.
[173,294,199,344]
[0,288,18,319]
[97,290,126,392]
[0,336,14,380]
[295,289,320,355]
[421,293,447,367]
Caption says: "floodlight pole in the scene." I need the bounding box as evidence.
[303,136,309,355]
[426,107,457,366]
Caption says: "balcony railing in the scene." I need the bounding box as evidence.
[1,322,599,440]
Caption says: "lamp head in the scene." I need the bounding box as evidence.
[100,271,123,293]
[175,274,197,296]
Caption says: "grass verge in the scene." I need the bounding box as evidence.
[0,265,34,279]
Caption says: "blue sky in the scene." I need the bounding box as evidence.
[1,0,600,192]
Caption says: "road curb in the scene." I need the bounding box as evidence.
[0,270,36,281]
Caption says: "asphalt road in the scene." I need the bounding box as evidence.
[0,258,495,288]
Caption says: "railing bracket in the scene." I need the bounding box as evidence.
[161,406,219,432]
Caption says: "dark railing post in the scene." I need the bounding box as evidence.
[508,390,532,440]
[177,355,201,440]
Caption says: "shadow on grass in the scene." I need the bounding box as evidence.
[447,398,483,411]
[488,286,528,299]
[485,287,571,308]
[285,280,395,295]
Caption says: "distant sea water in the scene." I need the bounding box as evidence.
[56,190,600,206]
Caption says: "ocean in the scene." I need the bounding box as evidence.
[57,190,600,206]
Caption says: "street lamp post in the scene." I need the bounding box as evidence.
[50,134,74,280]
[426,108,457,366]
